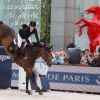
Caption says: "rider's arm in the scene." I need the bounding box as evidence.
[34,29,40,43]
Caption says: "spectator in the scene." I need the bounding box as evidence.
[52,51,64,64]
[80,51,87,64]
[49,46,55,58]
[80,49,89,64]
[85,49,89,56]
[67,38,76,50]
[87,53,94,63]
[60,49,68,63]
[96,40,100,53]
[99,47,100,52]
[87,52,100,67]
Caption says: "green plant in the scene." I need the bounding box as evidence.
[40,0,51,45]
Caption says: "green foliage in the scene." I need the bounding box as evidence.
[40,0,51,45]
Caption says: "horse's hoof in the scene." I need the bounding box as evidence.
[28,92,32,95]
[39,91,43,95]
[26,91,32,95]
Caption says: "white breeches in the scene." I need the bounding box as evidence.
[13,34,32,48]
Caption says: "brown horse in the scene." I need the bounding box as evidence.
[0,21,52,95]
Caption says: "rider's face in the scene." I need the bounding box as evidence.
[30,26,34,32]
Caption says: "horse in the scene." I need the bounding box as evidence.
[74,6,100,53]
[0,21,52,95]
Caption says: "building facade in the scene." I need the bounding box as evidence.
[0,0,41,42]
[51,0,100,51]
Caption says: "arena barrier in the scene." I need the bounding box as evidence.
[0,46,12,88]
[11,64,100,93]
[48,65,100,93]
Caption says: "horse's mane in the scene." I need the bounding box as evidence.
[25,44,50,62]
[26,44,48,57]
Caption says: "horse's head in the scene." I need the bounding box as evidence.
[40,45,52,66]
[85,6,100,15]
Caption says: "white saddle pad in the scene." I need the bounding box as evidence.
[32,57,48,75]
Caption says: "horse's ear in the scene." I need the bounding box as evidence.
[46,45,53,52]
[50,45,53,49]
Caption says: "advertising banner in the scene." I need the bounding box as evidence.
[11,64,100,93]
[0,46,12,88]
[48,65,100,93]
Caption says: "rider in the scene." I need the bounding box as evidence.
[15,21,40,59]
[19,21,40,48]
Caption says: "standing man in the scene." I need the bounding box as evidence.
[67,38,76,50]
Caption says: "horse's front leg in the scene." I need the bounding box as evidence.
[74,18,84,24]
[74,18,89,25]
[30,72,43,95]
[26,74,32,95]
[35,73,43,95]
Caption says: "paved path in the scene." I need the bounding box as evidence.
[0,89,100,100]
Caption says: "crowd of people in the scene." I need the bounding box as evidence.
[50,38,100,67]
[50,48,100,67]
[80,49,100,66]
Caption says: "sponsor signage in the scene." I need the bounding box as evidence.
[48,72,100,86]
[0,46,12,88]
[11,64,100,93]
[0,55,11,62]
[11,70,19,80]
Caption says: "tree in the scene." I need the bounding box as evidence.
[40,0,51,45]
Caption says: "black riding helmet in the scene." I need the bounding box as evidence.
[29,21,36,27]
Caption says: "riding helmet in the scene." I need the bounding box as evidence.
[29,21,36,27]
